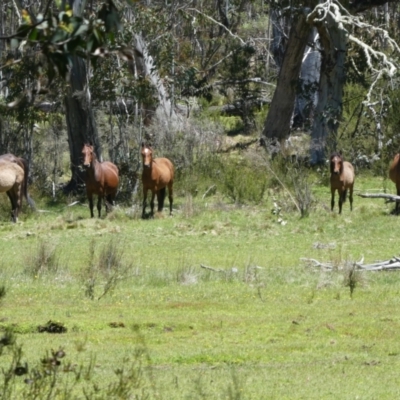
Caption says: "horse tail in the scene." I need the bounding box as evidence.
[18,158,36,210]
[342,189,348,203]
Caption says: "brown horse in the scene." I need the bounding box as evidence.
[330,152,355,214]
[389,153,400,213]
[81,144,119,218]
[141,143,174,218]
[0,154,35,210]
[0,158,25,222]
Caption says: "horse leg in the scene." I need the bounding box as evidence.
[331,189,335,212]
[396,186,400,214]
[150,191,156,217]
[6,191,17,223]
[349,185,353,211]
[142,188,148,218]
[97,195,102,218]
[168,182,173,215]
[88,193,94,218]
[338,190,343,214]
[15,184,22,222]
[8,183,22,222]
[105,194,114,213]
[157,187,166,213]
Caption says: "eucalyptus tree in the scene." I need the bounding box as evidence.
[0,0,123,190]
[262,0,400,164]
[63,0,100,192]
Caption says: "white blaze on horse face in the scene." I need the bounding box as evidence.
[142,148,152,168]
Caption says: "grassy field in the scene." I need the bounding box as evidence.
[0,171,400,398]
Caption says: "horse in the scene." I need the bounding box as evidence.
[389,153,400,213]
[330,152,355,214]
[141,143,174,218]
[81,143,119,218]
[0,153,35,210]
[0,157,25,222]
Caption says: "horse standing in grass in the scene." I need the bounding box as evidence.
[389,153,400,213]
[0,156,26,222]
[0,153,36,210]
[0,154,35,211]
[330,152,355,214]
[81,144,119,218]
[141,143,174,218]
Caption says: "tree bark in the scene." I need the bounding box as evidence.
[262,9,312,147]
[293,28,321,128]
[64,56,100,192]
[310,12,348,164]
[63,0,100,193]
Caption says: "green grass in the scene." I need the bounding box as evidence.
[0,173,399,398]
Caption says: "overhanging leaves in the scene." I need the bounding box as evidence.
[5,0,122,83]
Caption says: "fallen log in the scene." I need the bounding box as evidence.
[358,193,400,202]
[301,255,400,271]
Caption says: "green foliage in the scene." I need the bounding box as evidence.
[343,264,363,299]
[4,0,121,90]
[23,240,60,277]
[80,239,131,300]
[219,44,263,133]
[213,157,267,205]
[0,327,158,399]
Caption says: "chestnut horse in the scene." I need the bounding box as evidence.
[389,153,400,213]
[330,152,355,214]
[141,143,174,218]
[81,144,119,218]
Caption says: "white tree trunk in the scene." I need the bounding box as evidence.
[132,34,181,129]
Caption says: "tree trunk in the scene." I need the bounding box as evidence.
[63,0,100,193]
[261,10,312,147]
[293,28,321,128]
[310,13,348,164]
[269,8,288,69]
[63,56,100,192]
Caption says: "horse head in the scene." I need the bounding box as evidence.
[82,144,95,168]
[141,143,153,169]
[330,152,343,175]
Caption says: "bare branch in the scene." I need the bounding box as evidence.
[186,8,246,46]
[307,1,400,108]
[303,255,400,271]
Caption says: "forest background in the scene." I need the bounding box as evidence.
[1,1,400,398]
[2,0,400,195]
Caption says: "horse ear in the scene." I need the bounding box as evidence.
[141,142,145,148]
